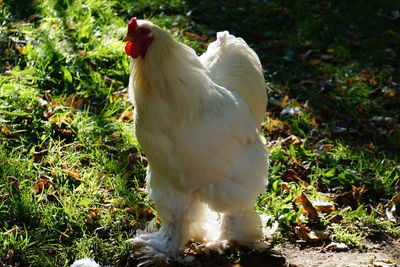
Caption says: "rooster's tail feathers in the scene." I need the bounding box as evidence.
[200,32,267,127]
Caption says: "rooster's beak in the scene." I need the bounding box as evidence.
[123,35,134,42]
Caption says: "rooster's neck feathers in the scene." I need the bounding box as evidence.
[129,20,222,124]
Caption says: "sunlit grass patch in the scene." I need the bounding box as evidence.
[1,0,399,265]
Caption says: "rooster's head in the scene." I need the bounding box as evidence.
[123,18,154,59]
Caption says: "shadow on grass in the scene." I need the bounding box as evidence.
[187,0,400,155]
[6,0,36,20]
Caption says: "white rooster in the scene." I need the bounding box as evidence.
[123,18,269,261]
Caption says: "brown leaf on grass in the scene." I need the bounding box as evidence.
[392,194,400,203]
[134,207,155,221]
[80,157,91,166]
[61,169,80,179]
[293,192,318,217]
[327,214,344,223]
[106,185,114,191]
[33,178,52,193]
[313,201,335,213]
[125,206,136,214]
[9,225,23,234]
[183,31,208,41]
[76,50,87,56]
[111,88,128,100]
[280,183,290,195]
[283,169,300,182]
[118,110,134,122]
[86,208,101,225]
[294,225,317,242]
[32,150,49,163]
[52,125,73,140]
[306,59,322,65]
[283,169,310,189]
[335,185,365,209]
[347,77,359,84]
[88,208,101,217]
[59,225,74,243]
[15,44,27,55]
[110,131,122,140]
[48,114,72,124]
[63,94,85,108]
[293,223,329,242]
[282,135,302,146]
[264,117,290,134]
[1,124,13,136]
[128,153,147,168]
[310,117,319,130]
[8,37,28,55]
[360,69,375,84]
[129,219,140,228]
[318,143,334,152]
[43,110,54,120]
[278,94,289,108]
[43,248,56,254]
[263,113,292,137]
[291,157,303,168]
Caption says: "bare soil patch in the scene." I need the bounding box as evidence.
[126,240,400,267]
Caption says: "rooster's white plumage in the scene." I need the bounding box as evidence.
[123,19,269,260]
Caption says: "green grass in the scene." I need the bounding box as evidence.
[1,0,399,265]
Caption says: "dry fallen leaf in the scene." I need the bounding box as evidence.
[294,223,330,242]
[293,192,318,217]
[32,150,49,163]
[15,44,27,55]
[283,169,310,189]
[48,114,72,124]
[110,131,122,139]
[283,135,302,146]
[324,242,349,252]
[306,59,322,65]
[347,77,359,84]
[129,219,140,228]
[61,169,80,179]
[373,259,396,267]
[63,94,85,108]
[319,143,334,152]
[313,201,335,213]
[119,110,134,122]
[278,94,289,108]
[43,248,56,254]
[392,194,400,203]
[1,124,13,136]
[335,185,365,209]
[294,224,317,242]
[33,178,52,193]
[183,31,208,41]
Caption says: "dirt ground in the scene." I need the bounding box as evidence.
[276,241,400,267]
[126,239,400,266]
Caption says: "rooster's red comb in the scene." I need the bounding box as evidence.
[127,18,138,34]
